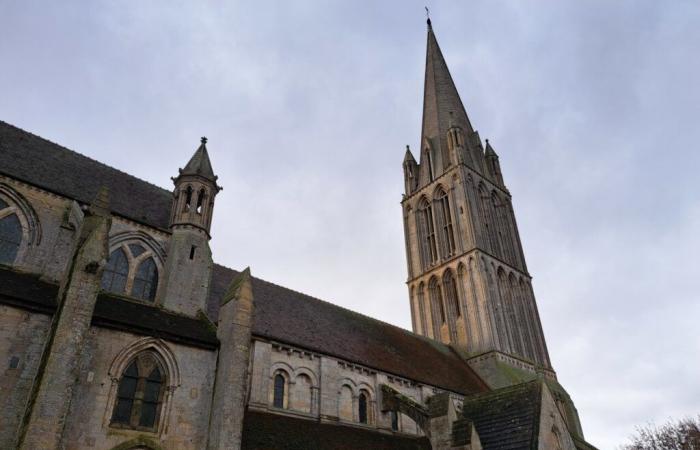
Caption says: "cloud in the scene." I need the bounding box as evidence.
[1,1,698,447]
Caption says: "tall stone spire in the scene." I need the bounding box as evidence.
[421,20,474,167]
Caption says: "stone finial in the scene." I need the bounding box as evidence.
[201,136,208,145]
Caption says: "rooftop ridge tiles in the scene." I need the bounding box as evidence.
[0,120,173,198]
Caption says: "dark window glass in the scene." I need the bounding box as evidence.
[101,248,129,294]
[359,393,368,424]
[139,367,163,428]
[128,244,145,257]
[111,354,165,431]
[391,411,399,431]
[0,213,21,265]
[273,374,285,408]
[0,198,7,209]
[112,361,138,424]
[184,186,193,212]
[131,257,158,302]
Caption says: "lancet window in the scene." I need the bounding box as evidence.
[273,373,286,408]
[435,188,456,257]
[417,197,438,268]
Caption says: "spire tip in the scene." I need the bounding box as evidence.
[201,136,208,145]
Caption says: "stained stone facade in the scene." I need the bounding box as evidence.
[0,20,596,450]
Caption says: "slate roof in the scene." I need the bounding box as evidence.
[458,380,543,450]
[208,264,488,396]
[0,120,173,230]
[0,120,488,395]
[242,410,431,450]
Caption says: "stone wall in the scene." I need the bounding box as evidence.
[61,327,217,450]
[248,339,448,437]
[0,306,52,449]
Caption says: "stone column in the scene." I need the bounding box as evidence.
[19,187,111,450]
[207,267,255,450]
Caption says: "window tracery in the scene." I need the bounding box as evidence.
[416,197,438,268]
[110,352,165,431]
[101,242,161,302]
[435,189,456,257]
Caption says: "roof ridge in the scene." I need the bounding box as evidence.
[212,262,446,347]
[0,120,172,198]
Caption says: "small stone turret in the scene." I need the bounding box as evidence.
[161,137,221,316]
[170,137,222,235]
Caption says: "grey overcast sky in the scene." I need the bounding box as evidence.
[2,1,699,447]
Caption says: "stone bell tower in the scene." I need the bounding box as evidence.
[161,137,221,316]
[402,20,551,368]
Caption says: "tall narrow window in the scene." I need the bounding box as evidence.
[196,189,205,215]
[358,392,368,424]
[183,186,193,212]
[416,198,438,268]
[273,374,285,408]
[111,353,165,431]
[418,199,438,265]
[390,410,399,431]
[429,277,446,328]
[443,270,460,317]
[112,361,138,425]
[139,366,163,428]
[0,201,22,265]
[131,257,158,302]
[426,148,434,182]
[436,189,456,257]
[101,248,129,294]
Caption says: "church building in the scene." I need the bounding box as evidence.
[0,20,597,450]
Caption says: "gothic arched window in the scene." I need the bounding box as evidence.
[358,392,368,424]
[101,243,161,302]
[435,188,456,257]
[132,258,158,302]
[111,353,165,431]
[196,189,206,215]
[273,373,286,409]
[0,198,22,265]
[443,269,460,318]
[183,186,193,212]
[416,198,438,268]
[429,276,446,335]
[101,248,129,294]
[391,410,399,431]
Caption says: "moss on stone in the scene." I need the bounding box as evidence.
[221,266,250,306]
